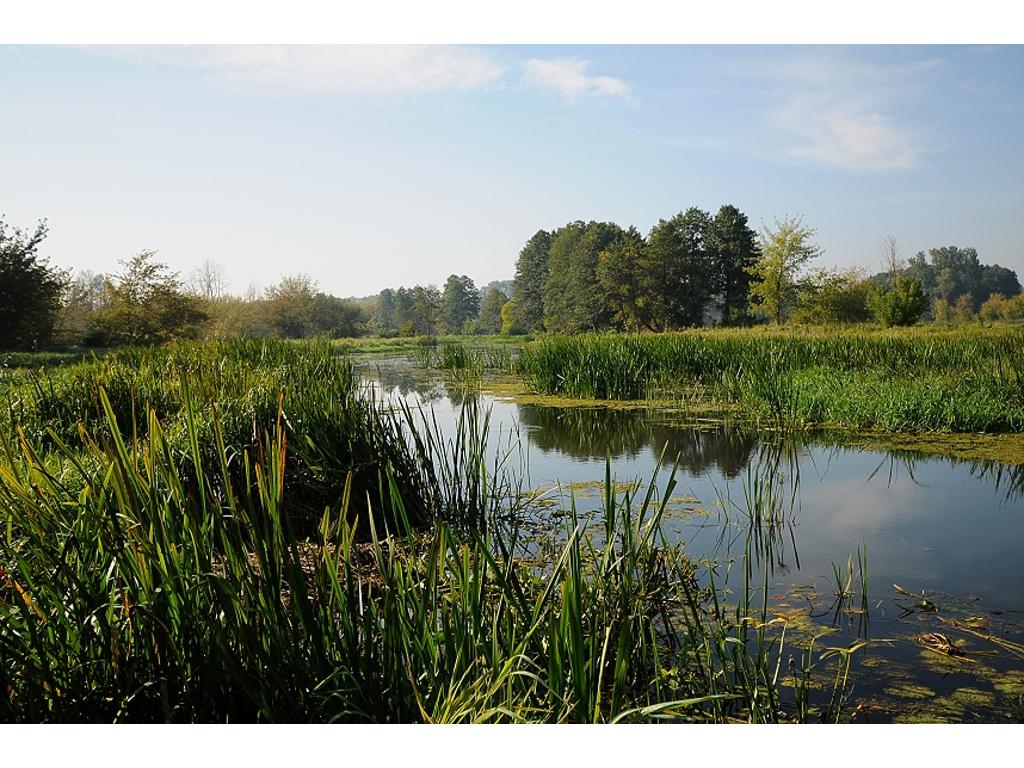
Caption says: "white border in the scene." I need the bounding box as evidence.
[1,1,1023,44]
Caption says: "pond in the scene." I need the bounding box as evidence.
[359,356,1024,723]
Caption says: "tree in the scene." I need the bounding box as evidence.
[707,204,759,324]
[476,286,508,335]
[980,264,1022,302]
[409,285,442,335]
[93,251,207,345]
[441,274,480,334]
[867,279,928,326]
[203,294,274,338]
[543,222,624,333]
[309,293,365,338]
[53,269,107,345]
[500,299,522,335]
[979,293,1009,321]
[0,217,65,350]
[265,274,318,337]
[596,226,648,331]
[953,293,975,322]
[394,287,416,335]
[511,230,551,333]
[865,236,928,327]
[375,288,398,333]
[932,297,953,323]
[793,268,872,324]
[748,215,822,324]
[189,259,228,300]
[931,246,983,310]
[641,208,714,329]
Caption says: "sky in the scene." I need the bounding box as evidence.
[1,44,1022,298]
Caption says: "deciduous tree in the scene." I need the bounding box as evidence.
[748,215,822,324]
[93,251,207,344]
[642,208,714,329]
[475,285,508,335]
[0,217,65,350]
[707,205,759,324]
[511,230,551,333]
[441,274,480,334]
[596,226,647,332]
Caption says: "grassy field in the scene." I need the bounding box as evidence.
[515,325,1024,434]
[0,339,856,722]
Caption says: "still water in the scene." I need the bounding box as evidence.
[362,358,1024,722]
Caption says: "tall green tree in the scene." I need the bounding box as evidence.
[441,274,480,334]
[410,285,442,335]
[931,246,983,309]
[310,293,365,338]
[543,221,624,333]
[475,285,508,335]
[394,287,415,334]
[596,226,648,331]
[93,251,207,344]
[748,215,823,324]
[641,208,714,329]
[0,217,65,350]
[265,274,318,337]
[511,230,551,332]
[707,204,759,324]
[980,264,1021,302]
[375,288,398,332]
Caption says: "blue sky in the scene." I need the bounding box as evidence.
[2,44,1022,297]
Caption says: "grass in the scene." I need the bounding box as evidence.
[515,326,1024,434]
[0,338,860,722]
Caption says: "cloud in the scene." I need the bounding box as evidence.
[709,49,944,172]
[522,58,633,103]
[774,98,924,172]
[90,45,506,93]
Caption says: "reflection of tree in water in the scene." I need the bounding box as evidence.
[649,424,758,480]
[360,362,434,399]
[515,403,758,478]
[517,404,649,460]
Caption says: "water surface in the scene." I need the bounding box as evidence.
[361,358,1024,722]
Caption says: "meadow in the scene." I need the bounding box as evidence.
[0,338,859,722]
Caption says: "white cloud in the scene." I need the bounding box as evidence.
[708,49,944,172]
[90,45,506,93]
[522,58,633,103]
[774,98,923,172]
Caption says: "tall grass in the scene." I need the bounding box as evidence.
[0,338,458,532]
[516,327,1024,433]
[0,340,857,722]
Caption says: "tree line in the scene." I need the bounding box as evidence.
[508,205,760,334]
[507,207,1022,332]
[2,209,1022,351]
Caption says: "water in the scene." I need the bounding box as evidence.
[361,358,1024,722]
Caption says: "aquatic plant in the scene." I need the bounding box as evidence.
[515,327,1024,433]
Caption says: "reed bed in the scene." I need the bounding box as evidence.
[406,341,515,376]
[516,327,1024,433]
[0,339,854,722]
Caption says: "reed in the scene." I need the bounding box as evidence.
[516,327,1024,433]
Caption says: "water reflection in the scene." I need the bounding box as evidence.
[517,402,758,478]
